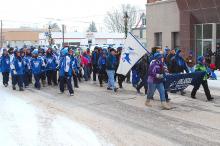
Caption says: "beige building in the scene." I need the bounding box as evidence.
[146,0,180,50]
[1,28,45,48]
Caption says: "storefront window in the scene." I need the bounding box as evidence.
[196,40,202,56]
[203,24,213,39]
[217,24,220,46]
[196,25,202,39]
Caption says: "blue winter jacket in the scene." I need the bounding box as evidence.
[0,55,10,72]
[11,56,25,75]
[98,56,106,71]
[31,57,44,75]
[106,54,117,70]
[45,54,57,71]
[24,55,32,72]
[59,55,73,77]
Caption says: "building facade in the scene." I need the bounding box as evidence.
[39,32,124,48]
[146,0,220,57]
[2,28,45,48]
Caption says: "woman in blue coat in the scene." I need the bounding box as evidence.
[0,49,10,87]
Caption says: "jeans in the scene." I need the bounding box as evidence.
[106,70,115,89]
[83,66,89,81]
[147,82,166,102]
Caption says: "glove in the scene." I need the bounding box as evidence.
[13,70,17,75]
[156,74,164,79]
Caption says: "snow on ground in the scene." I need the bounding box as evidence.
[208,70,220,88]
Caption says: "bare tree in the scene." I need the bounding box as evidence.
[104,4,139,33]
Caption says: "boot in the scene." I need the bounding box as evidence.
[161,102,171,110]
[12,85,16,90]
[42,80,46,87]
[19,87,24,91]
[145,99,152,107]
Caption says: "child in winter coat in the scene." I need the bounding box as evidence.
[11,48,25,91]
[0,49,10,87]
[209,64,217,80]
[31,49,45,90]
[98,52,107,87]
[58,48,74,96]
[191,56,214,101]
[23,48,33,87]
[45,47,58,86]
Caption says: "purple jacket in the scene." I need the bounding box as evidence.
[148,60,164,84]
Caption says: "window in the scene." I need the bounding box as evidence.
[217,24,220,46]
[172,32,180,49]
[203,24,212,39]
[154,32,162,47]
[196,25,202,39]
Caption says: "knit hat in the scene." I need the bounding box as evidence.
[153,52,163,60]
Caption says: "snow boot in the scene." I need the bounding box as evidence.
[161,102,171,110]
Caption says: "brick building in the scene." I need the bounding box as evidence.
[146,0,220,57]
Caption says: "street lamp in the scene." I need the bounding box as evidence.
[123,11,129,38]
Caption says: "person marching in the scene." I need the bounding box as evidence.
[45,47,58,86]
[31,49,45,90]
[191,56,214,101]
[23,48,33,87]
[91,47,100,82]
[11,48,25,91]
[0,49,10,87]
[98,51,107,87]
[58,47,74,96]
[106,48,118,92]
[69,48,79,88]
[145,52,171,110]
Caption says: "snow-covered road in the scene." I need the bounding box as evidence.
[0,80,220,146]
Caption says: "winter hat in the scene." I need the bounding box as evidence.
[197,56,205,64]
[32,49,39,55]
[153,52,163,60]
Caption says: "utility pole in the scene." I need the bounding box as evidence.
[48,25,52,46]
[0,20,2,48]
[62,24,65,47]
[123,12,129,38]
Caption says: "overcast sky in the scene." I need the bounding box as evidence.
[0,0,145,32]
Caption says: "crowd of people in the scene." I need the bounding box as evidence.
[0,45,216,110]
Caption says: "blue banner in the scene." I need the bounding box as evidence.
[164,72,206,92]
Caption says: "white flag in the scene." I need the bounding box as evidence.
[117,32,148,75]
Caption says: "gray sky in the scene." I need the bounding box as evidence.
[0,0,145,32]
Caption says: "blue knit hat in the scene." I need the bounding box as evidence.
[197,56,205,64]
[153,52,163,60]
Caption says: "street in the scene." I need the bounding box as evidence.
[0,80,220,146]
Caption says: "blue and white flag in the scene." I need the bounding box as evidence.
[117,33,148,75]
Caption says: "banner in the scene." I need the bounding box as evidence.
[116,32,149,75]
[164,72,206,92]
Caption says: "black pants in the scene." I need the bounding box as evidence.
[93,65,98,81]
[191,80,212,100]
[12,75,23,88]
[46,70,57,85]
[2,72,9,85]
[24,70,32,86]
[136,75,148,94]
[72,73,78,87]
[126,71,131,83]
[34,74,41,89]
[98,70,107,85]
[59,75,74,94]
[118,74,125,88]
